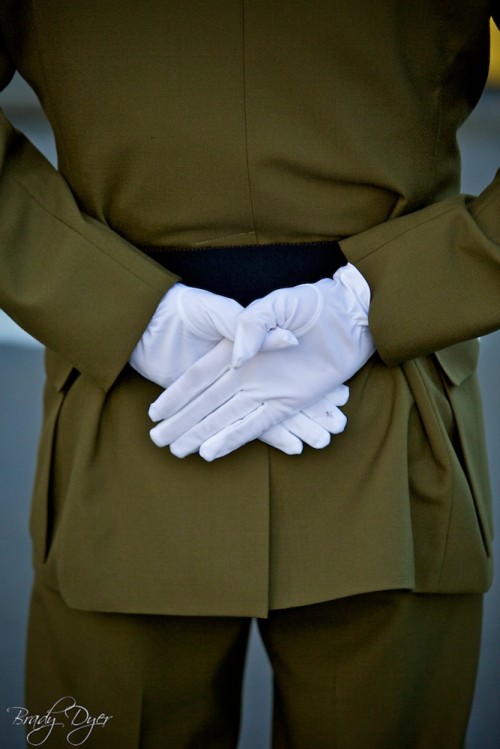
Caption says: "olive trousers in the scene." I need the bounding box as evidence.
[25,578,482,748]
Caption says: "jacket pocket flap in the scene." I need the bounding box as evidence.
[435,339,480,386]
[44,349,78,392]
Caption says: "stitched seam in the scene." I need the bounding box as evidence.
[27,1,80,190]
[241,0,258,241]
[427,79,444,202]
[144,239,341,252]
[194,230,256,245]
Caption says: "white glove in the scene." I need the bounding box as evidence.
[148,264,374,460]
[258,384,349,453]
[130,282,297,388]
[130,282,349,454]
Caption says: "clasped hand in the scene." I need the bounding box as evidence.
[148,265,374,461]
[130,282,351,457]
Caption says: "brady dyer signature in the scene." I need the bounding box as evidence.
[6,696,113,746]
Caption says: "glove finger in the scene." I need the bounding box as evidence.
[149,339,233,422]
[260,327,299,353]
[233,326,299,368]
[259,425,304,455]
[280,412,331,449]
[232,314,271,368]
[198,404,272,461]
[149,372,240,448]
[300,401,347,434]
[325,383,350,407]
[232,298,303,366]
[178,400,266,458]
[199,409,332,461]
[232,283,323,368]
[300,384,349,421]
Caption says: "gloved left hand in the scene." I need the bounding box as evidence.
[148,264,375,460]
[258,384,349,453]
[129,282,296,388]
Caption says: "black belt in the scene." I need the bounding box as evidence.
[141,240,347,306]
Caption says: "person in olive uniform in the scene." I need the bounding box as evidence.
[1,2,499,747]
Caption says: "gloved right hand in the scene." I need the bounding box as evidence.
[129,282,349,454]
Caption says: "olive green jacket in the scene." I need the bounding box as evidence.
[0,0,498,616]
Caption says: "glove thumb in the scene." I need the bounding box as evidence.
[232,321,298,368]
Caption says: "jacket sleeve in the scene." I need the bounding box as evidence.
[0,46,178,392]
[339,178,500,365]
[339,10,500,367]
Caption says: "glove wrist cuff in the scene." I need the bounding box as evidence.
[333,263,371,317]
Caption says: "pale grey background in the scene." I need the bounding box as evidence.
[0,75,499,748]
